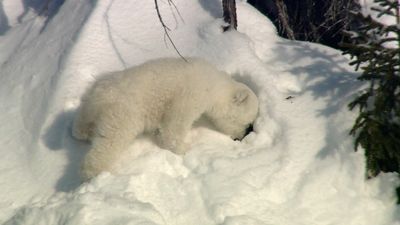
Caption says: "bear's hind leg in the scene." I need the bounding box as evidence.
[81,129,138,180]
[80,110,142,180]
[72,103,96,141]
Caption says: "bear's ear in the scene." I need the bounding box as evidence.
[233,89,249,105]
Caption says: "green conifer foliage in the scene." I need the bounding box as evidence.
[342,0,400,177]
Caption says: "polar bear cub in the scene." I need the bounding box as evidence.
[72,57,259,180]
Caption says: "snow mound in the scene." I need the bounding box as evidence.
[0,0,399,224]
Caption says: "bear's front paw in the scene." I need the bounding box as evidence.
[171,143,188,155]
[157,137,188,155]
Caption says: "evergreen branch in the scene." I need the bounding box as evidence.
[343,0,400,178]
[371,6,396,17]
[154,0,187,62]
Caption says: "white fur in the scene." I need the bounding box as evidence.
[72,58,259,180]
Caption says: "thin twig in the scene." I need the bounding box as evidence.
[154,0,187,62]
[167,0,185,24]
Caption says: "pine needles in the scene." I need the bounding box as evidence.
[342,0,400,178]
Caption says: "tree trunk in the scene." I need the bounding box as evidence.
[275,0,295,39]
[222,0,237,31]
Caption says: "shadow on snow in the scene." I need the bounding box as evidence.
[0,0,65,35]
[43,110,87,192]
[272,40,362,159]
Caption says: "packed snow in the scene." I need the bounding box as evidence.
[0,0,399,224]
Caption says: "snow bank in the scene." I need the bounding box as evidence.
[0,0,399,224]
[0,0,94,219]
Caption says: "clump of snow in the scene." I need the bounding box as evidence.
[0,0,399,224]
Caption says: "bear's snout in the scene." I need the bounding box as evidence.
[245,124,254,136]
[234,124,254,141]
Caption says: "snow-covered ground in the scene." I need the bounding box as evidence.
[0,0,399,224]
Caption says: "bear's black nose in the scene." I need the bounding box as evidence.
[244,124,254,136]
[234,124,254,141]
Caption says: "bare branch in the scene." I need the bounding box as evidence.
[154,0,187,62]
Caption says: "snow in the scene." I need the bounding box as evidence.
[0,0,399,224]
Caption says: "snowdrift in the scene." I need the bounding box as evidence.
[0,0,399,224]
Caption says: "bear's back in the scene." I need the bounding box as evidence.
[83,57,233,112]
[118,57,232,97]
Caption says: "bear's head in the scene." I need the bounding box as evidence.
[207,82,259,141]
